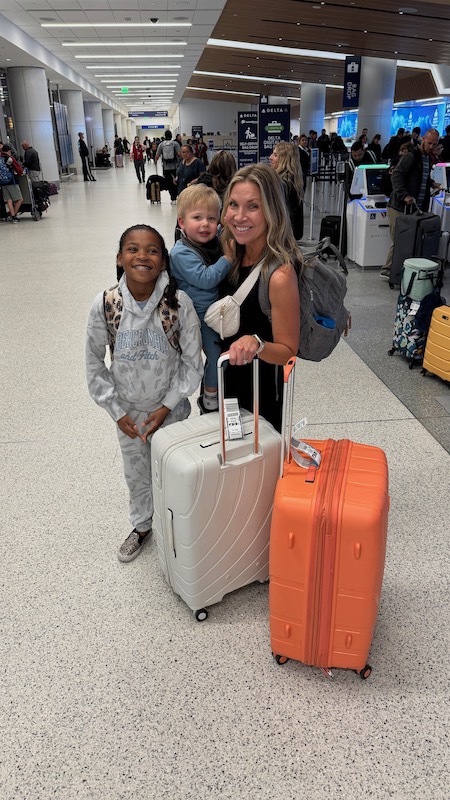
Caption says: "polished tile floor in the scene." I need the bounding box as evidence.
[1,162,449,800]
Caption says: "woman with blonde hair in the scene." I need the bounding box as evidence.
[269,140,304,240]
[219,163,301,431]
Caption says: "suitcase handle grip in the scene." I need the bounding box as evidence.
[217,352,259,466]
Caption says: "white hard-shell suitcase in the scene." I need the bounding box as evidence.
[151,354,281,620]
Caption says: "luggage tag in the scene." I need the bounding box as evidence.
[223,397,244,440]
[290,419,322,482]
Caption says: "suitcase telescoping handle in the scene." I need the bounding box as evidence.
[217,352,259,466]
[279,357,296,478]
[279,357,322,478]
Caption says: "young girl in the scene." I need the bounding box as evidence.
[86,225,203,562]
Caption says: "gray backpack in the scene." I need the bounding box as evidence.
[258,251,350,362]
[162,141,175,164]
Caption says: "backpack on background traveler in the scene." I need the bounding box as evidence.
[162,141,176,164]
[0,157,14,186]
[258,239,351,362]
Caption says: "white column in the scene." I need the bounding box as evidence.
[7,66,59,183]
[114,113,123,139]
[84,101,104,164]
[102,108,114,151]
[300,83,326,136]
[358,57,397,146]
[60,89,85,173]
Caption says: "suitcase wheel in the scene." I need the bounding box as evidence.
[194,608,208,622]
[274,654,289,666]
[387,347,396,356]
[356,664,372,680]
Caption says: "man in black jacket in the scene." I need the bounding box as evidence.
[380,128,440,277]
[78,132,96,182]
[21,140,41,181]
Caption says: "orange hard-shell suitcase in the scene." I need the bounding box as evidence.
[269,359,389,679]
[422,305,450,383]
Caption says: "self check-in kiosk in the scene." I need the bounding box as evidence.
[430,162,450,231]
[346,164,391,267]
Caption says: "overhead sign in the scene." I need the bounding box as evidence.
[343,56,362,109]
[121,87,129,94]
[258,104,290,162]
[237,111,258,169]
[128,111,168,118]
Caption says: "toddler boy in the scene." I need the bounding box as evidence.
[170,185,232,411]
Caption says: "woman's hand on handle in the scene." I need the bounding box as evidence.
[229,336,259,366]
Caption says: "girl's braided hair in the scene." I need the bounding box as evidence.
[116,224,179,312]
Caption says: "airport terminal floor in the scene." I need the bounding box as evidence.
[1,161,449,800]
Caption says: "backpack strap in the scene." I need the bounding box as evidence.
[103,283,181,359]
[158,292,181,354]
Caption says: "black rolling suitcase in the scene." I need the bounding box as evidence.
[146,174,165,203]
[319,215,340,248]
[389,207,441,288]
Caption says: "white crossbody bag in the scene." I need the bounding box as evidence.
[204,263,262,340]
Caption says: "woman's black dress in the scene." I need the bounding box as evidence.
[220,267,283,432]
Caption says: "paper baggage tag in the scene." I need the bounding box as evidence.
[224,397,243,440]
[290,437,322,469]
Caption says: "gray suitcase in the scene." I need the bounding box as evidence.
[151,355,281,620]
[389,209,441,288]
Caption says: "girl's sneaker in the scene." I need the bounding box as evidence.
[118,529,151,562]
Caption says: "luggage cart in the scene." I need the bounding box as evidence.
[17,172,42,220]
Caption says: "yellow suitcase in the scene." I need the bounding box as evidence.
[422,305,450,382]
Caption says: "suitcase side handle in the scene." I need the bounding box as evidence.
[217,352,259,466]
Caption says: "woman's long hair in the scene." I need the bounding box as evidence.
[221,163,303,284]
[205,150,237,198]
[273,141,304,200]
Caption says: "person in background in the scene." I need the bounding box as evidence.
[367,134,382,162]
[147,141,158,172]
[156,131,181,204]
[344,141,376,199]
[383,128,408,160]
[298,134,310,188]
[380,129,441,278]
[21,140,41,181]
[122,136,130,154]
[318,129,331,160]
[411,127,422,148]
[85,224,203,563]
[194,136,208,166]
[195,150,237,204]
[219,163,301,432]
[0,147,23,222]
[130,136,146,184]
[175,134,183,147]
[440,125,450,162]
[269,141,304,240]
[175,144,204,196]
[78,132,96,182]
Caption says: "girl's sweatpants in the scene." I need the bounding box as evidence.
[116,401,190,533]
